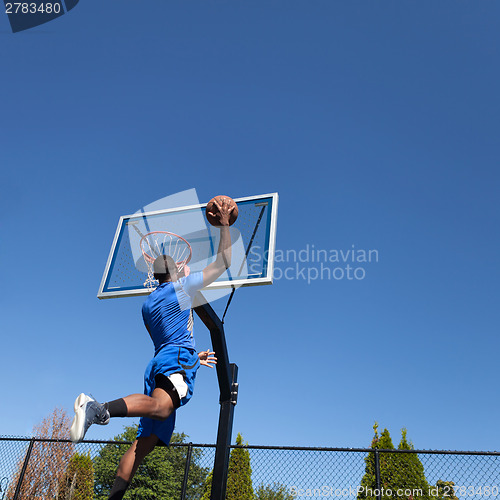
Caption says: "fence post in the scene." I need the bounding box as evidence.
[180,442,193,500]
[13,437,35,500]
[374,449,381,500]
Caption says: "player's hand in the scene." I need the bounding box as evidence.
[198,350,217,368]
[208,197,234,227]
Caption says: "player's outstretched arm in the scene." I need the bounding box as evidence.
[198,349,217,368]
[203,198,233,287]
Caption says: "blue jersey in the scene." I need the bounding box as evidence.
[142,272,204,355]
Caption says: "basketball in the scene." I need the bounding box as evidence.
[206,195,239,226]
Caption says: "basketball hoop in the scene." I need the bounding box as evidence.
[140,231,192,290]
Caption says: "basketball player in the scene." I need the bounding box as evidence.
[70,197,234,500]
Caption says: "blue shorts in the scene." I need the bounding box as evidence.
[137,346,200,445]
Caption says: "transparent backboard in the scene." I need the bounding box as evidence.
[98,193,279,299]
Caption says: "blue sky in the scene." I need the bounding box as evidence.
[0,0,499,452]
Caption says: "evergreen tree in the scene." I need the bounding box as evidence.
[202,433,255,500]
[358,423,387,500]
[226,433,254,499]
[93,424,208,500]
[392,429,432,499]
[358,424,434,500]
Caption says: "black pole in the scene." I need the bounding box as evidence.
[374,449,382,500]
[180,442,193,500]
[210,363,238,500]
[13,438,35,500]
[193,293,239,500]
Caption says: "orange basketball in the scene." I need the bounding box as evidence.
[206,195,239,226]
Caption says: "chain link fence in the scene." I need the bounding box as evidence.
[1,437,499,499]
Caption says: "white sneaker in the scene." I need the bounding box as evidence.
[70,393,110,443]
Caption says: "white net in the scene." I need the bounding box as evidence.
[140,232,192,290]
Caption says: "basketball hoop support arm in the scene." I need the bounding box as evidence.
[194,293,238,500]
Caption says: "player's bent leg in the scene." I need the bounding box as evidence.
[109,434,159,499]
[123,387,176,420]
[71,387,176,444]
[70,389,176,443]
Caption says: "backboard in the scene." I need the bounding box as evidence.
[98,193,279,299]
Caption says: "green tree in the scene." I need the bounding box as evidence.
[226,433,254,499]
[255,482,293,499]
[391,428,433,499]
[358,424,434,500]
[93,424,209,500]
[57,452,94,500]
[202,433,255,500]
